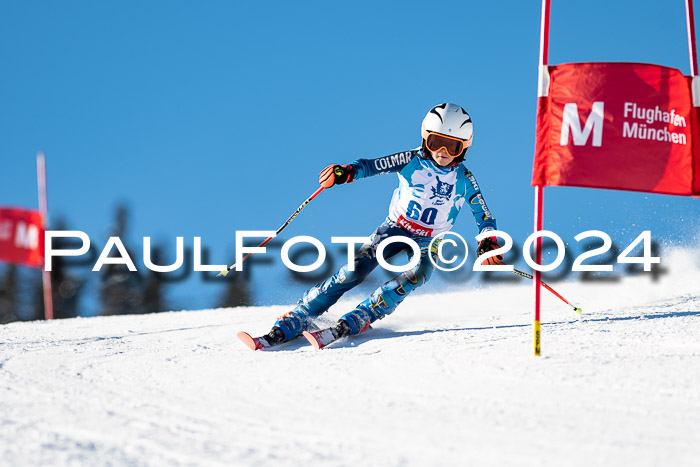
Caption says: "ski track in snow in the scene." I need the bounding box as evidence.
[1,248,699,466]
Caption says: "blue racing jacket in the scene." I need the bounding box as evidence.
[350,148,496,237]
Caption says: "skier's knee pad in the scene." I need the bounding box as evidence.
[400,260,435,289]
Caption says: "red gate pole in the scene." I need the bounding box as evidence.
[533,0,551,356]
[687,0,700,198]
[37,152,54,320]
[686,0,699,76]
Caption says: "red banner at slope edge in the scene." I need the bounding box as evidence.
[0,208,45,268]
[532,62,700,196]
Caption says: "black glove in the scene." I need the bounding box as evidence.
[477,236,505,266]
[319,164,355,188]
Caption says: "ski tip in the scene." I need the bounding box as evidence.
[302,331,322,350]
[237,331,260,351]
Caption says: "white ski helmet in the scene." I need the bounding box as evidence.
[420,103,473,166]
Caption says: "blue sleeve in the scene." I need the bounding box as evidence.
[350,148,421,180]
[464,169,497,233]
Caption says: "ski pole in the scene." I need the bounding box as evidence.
[218,186,326,277]
[512,268,582,315]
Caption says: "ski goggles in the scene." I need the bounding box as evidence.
[425,132,472,157]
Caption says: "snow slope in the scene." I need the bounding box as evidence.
[1,247,699,466]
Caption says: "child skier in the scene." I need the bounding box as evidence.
[238,103,503,350]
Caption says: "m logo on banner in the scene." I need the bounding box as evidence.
[15,222,40,250]
[560,101,604,147]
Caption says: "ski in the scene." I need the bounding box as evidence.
[302,328,340,350]
[236,331,275,351]
[237,323,319,351]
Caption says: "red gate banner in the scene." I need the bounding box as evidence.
[532,62,700,196]
[0,207,45,268]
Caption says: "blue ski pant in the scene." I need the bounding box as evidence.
[274,219,439,340]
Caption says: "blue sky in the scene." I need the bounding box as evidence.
[1,0,699,313]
